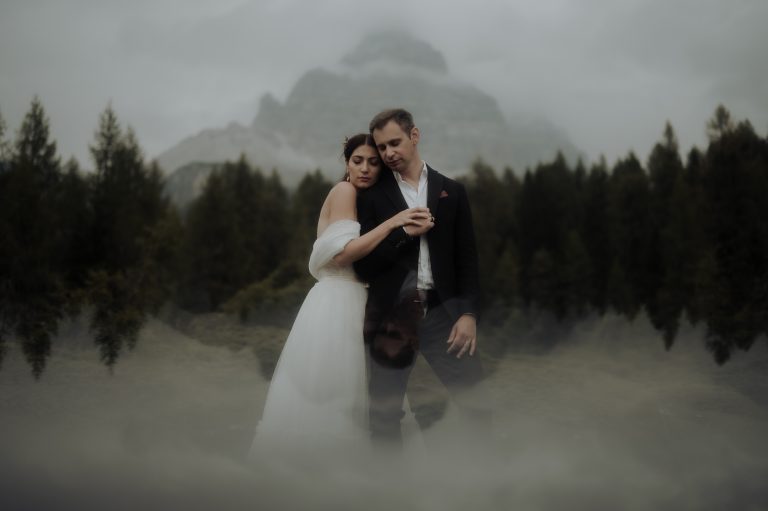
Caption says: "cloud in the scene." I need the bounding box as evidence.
[1,0,766,169]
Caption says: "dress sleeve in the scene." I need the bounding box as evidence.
[308,219,361,280]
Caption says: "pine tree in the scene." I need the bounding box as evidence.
[287,169,333,263]
[180,167,242,311]
[581,158,611,312]
[493,242,519,308]
[706,104,735,142]
[517,152,583,316]
[260,169,291,278]
[560,229,592,319]
[0,109,10,367]
[90,115,166,270]
[0,107,10,365]
[700,108,768,363]
[86,106,174,368]
[1,98,65,377]
[494,167,522,307]
[607,152,651,318]
[462,159,516,306]
[647,122,686,346]
[180,157,291,312]
[681,146,709,324]
[0,109,11,168]
[57,158,93,301]
[528,248,557,314]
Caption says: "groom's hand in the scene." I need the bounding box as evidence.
[403,215,434,237]
[446,314,477,359]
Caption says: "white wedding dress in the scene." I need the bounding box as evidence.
[248,220,370,464]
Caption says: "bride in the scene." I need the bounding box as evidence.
[248,133,431,464]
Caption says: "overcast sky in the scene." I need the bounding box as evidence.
[1,0,766,170]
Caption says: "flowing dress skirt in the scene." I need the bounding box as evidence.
[248,275,369,464]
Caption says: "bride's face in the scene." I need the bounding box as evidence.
[346,144,381,190]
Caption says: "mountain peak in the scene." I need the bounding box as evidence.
[340,31,448,73]
[159,32,580,190]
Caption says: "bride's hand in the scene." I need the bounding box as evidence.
[387,207,432,230]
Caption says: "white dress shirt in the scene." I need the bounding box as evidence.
[392,161,434,290]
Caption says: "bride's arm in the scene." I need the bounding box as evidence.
[328,182,429,267]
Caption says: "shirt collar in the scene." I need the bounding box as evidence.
[392,160,428,184]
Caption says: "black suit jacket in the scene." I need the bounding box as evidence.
[354,165,480,363]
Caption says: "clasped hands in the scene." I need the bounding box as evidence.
[388,207,434,237]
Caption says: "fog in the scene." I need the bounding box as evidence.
[1,0,767,168]
[1,313,767,510]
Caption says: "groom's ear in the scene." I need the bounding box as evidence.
[410,127,420,145]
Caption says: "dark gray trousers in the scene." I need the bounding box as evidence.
[367,302,491,445]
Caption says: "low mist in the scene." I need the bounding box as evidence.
[1,314,766,510]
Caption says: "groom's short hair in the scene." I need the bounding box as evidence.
[369,108,415,137]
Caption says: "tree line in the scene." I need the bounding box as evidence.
[0,99,766,377]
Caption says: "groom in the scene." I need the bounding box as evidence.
[354,108,490,444]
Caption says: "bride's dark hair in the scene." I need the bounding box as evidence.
[343,133,376,162]
[341,133,377,181]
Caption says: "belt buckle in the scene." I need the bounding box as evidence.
[413,289,429,318]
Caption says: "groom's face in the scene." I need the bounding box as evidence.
[372,120,419,174]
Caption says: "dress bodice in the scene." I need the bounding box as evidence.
[308,219,362,282]
[314,260,358,281]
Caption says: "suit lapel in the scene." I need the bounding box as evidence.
[378,165,443,217]
[426,166,443,216]
[379,168,409,211]
[426,166,443,257]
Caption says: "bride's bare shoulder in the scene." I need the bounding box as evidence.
[326,182,357,208]
[329,181,356,198]
[324,182,357,223]
[317,182,357,236]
